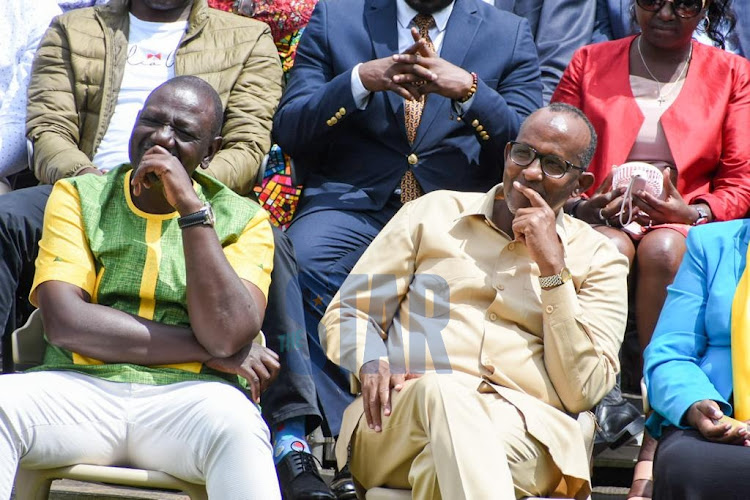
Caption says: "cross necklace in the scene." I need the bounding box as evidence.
[637,36,693,106]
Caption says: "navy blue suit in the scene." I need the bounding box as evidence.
[273,0,542,435]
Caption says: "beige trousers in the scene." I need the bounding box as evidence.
[349,372,563,500]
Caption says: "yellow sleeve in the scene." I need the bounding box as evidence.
[223,208,274,300]
[30,181,96,306]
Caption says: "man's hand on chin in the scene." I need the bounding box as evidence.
[130,145,199,214]
[510,181,565,276]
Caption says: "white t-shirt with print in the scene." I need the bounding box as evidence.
[92,14,187,172]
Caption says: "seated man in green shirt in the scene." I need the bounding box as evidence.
[0,76,281,498]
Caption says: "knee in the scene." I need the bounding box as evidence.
[406,373,447,411]
[637,230,687,276]
[596,227,635,265]
[196,386,270,443]
[653,435,702,489]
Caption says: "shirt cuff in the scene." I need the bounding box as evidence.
[351,63,372,110]
[452,93,476,116]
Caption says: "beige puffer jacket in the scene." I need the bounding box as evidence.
[26,0,283,194]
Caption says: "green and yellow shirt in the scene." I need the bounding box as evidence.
[29,164,274,389]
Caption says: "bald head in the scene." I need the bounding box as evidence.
[145,76,224,138]
[519,103,597,170]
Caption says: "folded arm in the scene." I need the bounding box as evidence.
[37,280,214,365]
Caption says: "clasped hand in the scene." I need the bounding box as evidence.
[686,399,750,446]
[359,28,474,101]
[580,168,693,227]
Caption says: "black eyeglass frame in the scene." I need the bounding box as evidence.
[635,0,706,19]
[507,141,584,179]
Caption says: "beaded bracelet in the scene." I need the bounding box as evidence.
[458,72,478,103]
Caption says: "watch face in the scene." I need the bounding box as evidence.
[560,267,572,283]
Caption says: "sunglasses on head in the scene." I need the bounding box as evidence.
[635,0,706,19]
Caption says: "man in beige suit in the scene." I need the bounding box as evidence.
[320,103,629,500]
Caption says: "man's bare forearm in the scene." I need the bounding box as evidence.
[182,223,264,358]
[38,281,213,365]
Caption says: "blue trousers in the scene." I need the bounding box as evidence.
[286,206,397,436]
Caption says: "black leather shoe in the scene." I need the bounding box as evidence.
[594,399,645,455]
[276,451,336,500]
[330,464,358,500]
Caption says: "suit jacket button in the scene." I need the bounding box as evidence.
[407,154,418,165]
[471,119,479,128]
[339,107,347,115]
[330,117,338,125]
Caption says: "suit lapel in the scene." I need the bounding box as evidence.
[365,0,403,116]
[413,0,481,149]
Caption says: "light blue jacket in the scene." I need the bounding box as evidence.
[645,220,750,438]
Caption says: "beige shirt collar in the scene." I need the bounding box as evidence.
[456,183,570,258]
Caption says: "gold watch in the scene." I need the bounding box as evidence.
[539,267,572,289]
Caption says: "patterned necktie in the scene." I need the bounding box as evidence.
[400,14,435,204]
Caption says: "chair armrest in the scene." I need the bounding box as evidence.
[11,309,46,368]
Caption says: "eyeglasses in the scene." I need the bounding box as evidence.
[635,0,706,19]
[507,141,584,179]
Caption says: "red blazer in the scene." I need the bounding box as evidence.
[552,36,750,221]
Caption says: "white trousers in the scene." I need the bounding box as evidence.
[0,371,281,499]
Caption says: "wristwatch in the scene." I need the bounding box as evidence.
[178,202,215,229]
[692,205,709,226]
[539,267,572,289]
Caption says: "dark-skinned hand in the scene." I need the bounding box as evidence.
[205,342,281,404]
[359,359,421,432]
[388,28,474,101]
[575,172,630,227]
[686,399,750,446]
[632,167,700,225]
[510,181,565,276]
[130,145,201,215]
[358,39,437,101]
